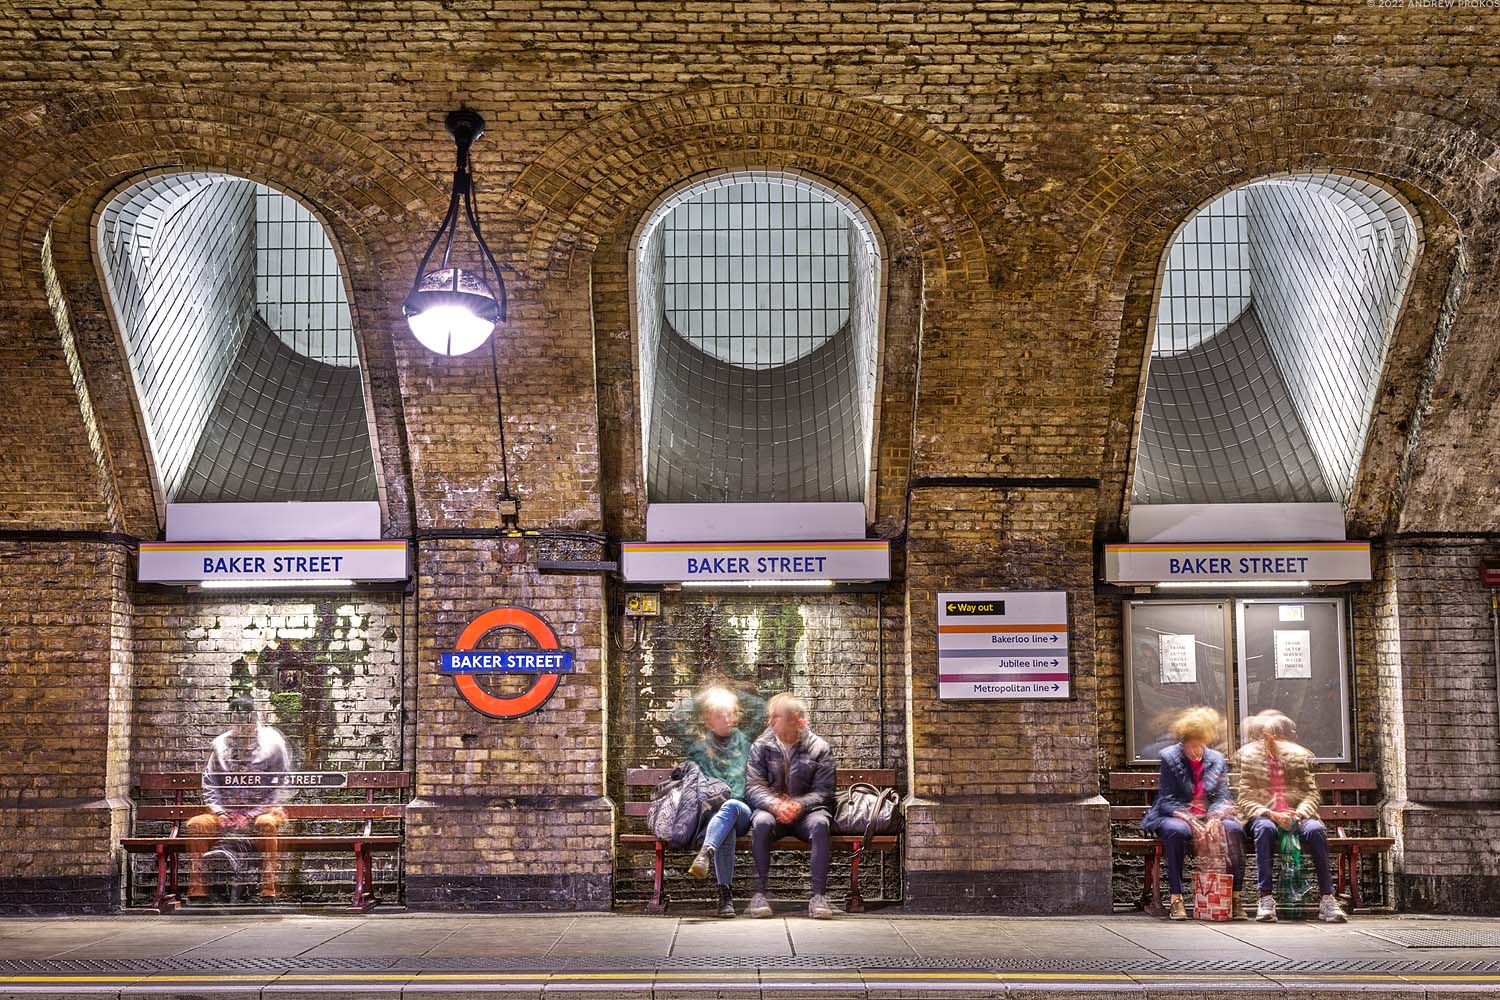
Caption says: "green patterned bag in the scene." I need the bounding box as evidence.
[1273,828,1315,919]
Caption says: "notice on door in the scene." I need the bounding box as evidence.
[1158,633,1197,684]
[1274,629,1312,679]
[937,591,1070,700]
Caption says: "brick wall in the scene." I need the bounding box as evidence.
[903,485,1111,913]
[1359,537,1500,914]
[0,541,130,913]
[404,537,612,910]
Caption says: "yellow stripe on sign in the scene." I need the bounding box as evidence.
[623,541,886,551]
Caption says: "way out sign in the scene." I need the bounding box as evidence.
[937,591,1071,701]
[441,607,574,719]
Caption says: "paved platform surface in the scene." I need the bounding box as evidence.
[2,911,1500,996]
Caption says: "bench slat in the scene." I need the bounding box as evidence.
[137,804,404,822]
[121,836,402,852]
[618,834,897,849]
[625,767,899,791]
[1109,770,1379,791]
[1110,804,1378,823]
[1109,772,1158,791]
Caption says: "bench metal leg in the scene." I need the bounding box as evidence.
[644,840,669,914]
[152,844,179,913]
[348,842,378,913]
[1348,847,1362,913]
[846,841,866,913]
[1145,844,1165,918]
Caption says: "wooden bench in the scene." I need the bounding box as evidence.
[1109,769,1394,915]
[121,770,409,913]
[619,767,900,914]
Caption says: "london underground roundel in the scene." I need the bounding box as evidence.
[439,606,574,719]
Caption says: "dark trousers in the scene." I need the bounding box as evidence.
[751,809,830,895]
[1249,816,1334,896]
[1158,816,1245,896]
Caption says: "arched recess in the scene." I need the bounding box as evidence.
[505,86,1009,538]
[0,86,441,538]
[1062,92,1499,537]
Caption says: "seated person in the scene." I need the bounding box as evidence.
[743,693,837,920]
[1234,710,1347,923]
[684,686,754,918]
[187,695,293,899]
[1140,706,1246,920]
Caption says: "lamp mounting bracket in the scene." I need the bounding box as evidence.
[445,109,486,149]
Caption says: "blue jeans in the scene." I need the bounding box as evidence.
[1250,816,1333,896]
[698,799,752,886]
[1158,816,1245,896]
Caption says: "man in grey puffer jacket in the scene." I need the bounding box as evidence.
[743,692,837,919]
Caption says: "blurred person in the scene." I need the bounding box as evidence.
[186,695,293,899]
[1140,706,1246,920]
[684,686,754,917]
[744,693,837,919]
[1234,709,1347,923]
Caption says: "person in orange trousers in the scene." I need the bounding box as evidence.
[188,696,293,899]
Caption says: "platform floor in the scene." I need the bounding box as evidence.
[3,911,1500,996]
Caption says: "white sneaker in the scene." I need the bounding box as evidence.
[1256,894,1278,922]
[1318,894,1348,923]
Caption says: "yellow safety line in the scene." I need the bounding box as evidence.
[4,969,1499,987]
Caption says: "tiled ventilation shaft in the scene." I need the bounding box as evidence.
[97,173,377,503]
[636,173,881,504]
[1135,175,1419,506]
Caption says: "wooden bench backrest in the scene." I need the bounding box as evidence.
[133,771,411,824]
[1107,769,1380,825]
[621,767,898,824]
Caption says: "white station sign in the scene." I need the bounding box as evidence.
[937,591,1071,701]
[1103,542,1372,584]
[139,540,409,584]
[621,540,890,584]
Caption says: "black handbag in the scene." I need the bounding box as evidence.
[833,782,903,840]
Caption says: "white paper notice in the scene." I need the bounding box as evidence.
[1279,605,1305,622]
[1158,633,1197,684]
[1274,629,1312,678]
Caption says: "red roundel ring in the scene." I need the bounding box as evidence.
[450,606,564,719]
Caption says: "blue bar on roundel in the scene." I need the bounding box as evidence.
[440,650,575,674]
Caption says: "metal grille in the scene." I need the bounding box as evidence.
[255,188,358,367]
[662,180,851,368]
[1136,174,1418,506]
[97,172,377,503]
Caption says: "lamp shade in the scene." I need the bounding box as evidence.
[403,267,500,356]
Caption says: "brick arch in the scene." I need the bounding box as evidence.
[1071,91,1500,536]
[0,86,443,536]
[507,86,1007,289]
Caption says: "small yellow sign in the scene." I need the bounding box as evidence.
[624,592,660,617]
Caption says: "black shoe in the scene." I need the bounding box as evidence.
[717,884,736,918]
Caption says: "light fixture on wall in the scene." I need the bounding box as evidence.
[405,108,521,528]
[403,109,508,357]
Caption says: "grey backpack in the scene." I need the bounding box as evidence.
[647,760,730,848]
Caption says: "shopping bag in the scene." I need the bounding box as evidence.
[1274,828,1315,918]
[1192,870,1235,921]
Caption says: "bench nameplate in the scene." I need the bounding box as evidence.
[204,771,348,789]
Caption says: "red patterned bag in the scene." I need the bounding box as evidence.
[1190,815,1234,921]
[1192,870,1235,921]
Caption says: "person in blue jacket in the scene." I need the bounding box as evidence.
[1141,706,1246,920]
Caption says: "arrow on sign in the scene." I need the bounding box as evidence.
[1052,683,1060,691]
[1051,659,1059,668]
